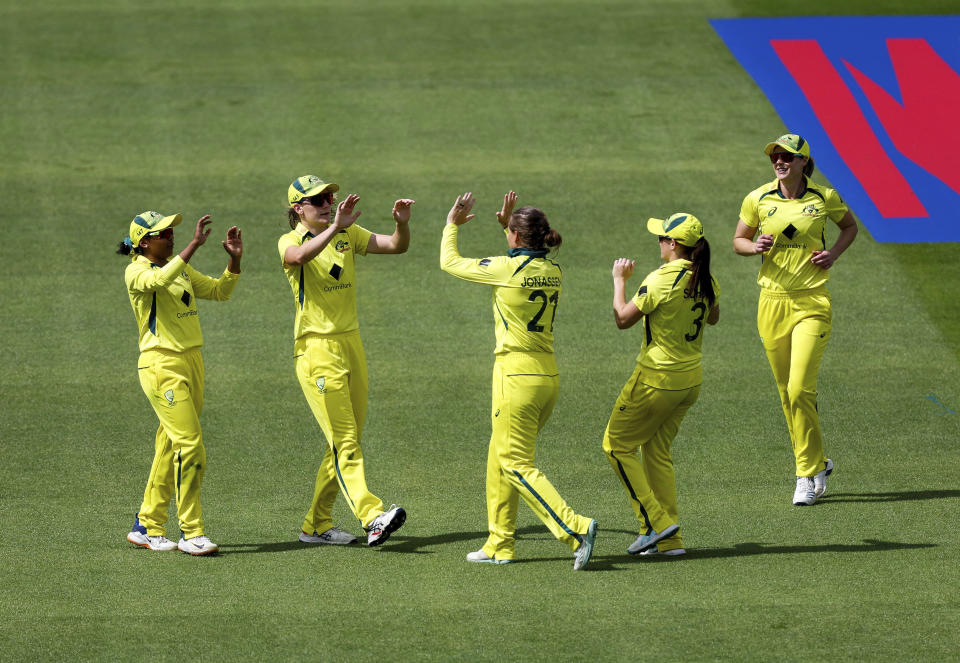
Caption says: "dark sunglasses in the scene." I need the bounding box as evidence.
[146,228,174,239]
[769,151,801,163]
[299,191,334,206]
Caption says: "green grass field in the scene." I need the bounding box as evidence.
[2,0,958,660]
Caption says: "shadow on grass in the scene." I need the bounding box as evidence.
[221,525,590,556]
[821,489,960,503]
[629,539,937,563]
[221,527,491,555]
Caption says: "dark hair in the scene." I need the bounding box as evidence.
[116,239,141,256]
[803,156,816,178]
[508,206,561,250]
[680,238,715,307]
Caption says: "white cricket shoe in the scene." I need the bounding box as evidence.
[814,458,834,498]
[299,527,357,545]
[466,550,513,565]
[178,535,219,556]
[366,505,406,547]
[573,519,598,570]
[627,523,680,555]
[793,476,816,506]
[126,516,177,551]
[128,531,177,551]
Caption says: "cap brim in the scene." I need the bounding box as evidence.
[764,141,802,156]
[161,214,183,229]
[646,217,666,236]
[301,182,339,199]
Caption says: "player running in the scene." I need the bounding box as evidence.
[733,134,858,506]
[441,191,597,570]
[119,211,243,556]
[279,175,413,547]
[603,213,719,557]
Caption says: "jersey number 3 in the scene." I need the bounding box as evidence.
[685,301,706,341]
[527,290,559,332]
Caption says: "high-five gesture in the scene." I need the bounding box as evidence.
[334,194,362,229]
[222,226,243,258]
[612,257,635,280]
[178,214,213,264]
[191,215,213,247]
[222,226,243,274]
[447,192,476,226]
[392,198,416,224]
[496,190,518,228]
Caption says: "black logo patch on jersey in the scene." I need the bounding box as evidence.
[637,285,648,297]
[181,291,191,307]
[479,258,491,266]
[782,223,798,239]
[329,264,343,280]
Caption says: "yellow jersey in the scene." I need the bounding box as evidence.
[739,177,849,291]
[632,259,719,390]
[278,222,372,342]
[440,224,560,355]
[124,255,239,353]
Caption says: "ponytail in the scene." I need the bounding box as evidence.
[803,156,816,178]
[684,237,715,307]
[116,237,138,256]
[510,206,561,251]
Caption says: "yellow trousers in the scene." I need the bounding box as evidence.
[481,352,592,561]
[136,347,207,539]
[295,331,384,532]
[758,287,832,477]
[602,364,696,550]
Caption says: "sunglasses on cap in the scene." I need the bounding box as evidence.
[298,191,334,206]
[146,228,174,239]
[769,151,803,163]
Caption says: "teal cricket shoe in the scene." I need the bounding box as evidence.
[627,524,679,555]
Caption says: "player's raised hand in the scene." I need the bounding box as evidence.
[335,194,361,229]
[495,190,518,228]
[447,193,476,225]
[612,258,635,280]
[392,198,415,224]
[191,215,213,247]
[222,226,243,258]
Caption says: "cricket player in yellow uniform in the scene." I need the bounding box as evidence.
[441,191,597,570]
[734,134,858,506]
[603,213,719,557]
[119,211,242,556]
[280,175,414,547]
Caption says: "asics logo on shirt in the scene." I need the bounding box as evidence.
[767,206,777,216]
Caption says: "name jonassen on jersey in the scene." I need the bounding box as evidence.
[521,275,561,288]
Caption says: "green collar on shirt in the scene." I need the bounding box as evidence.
[507,247,549,258]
